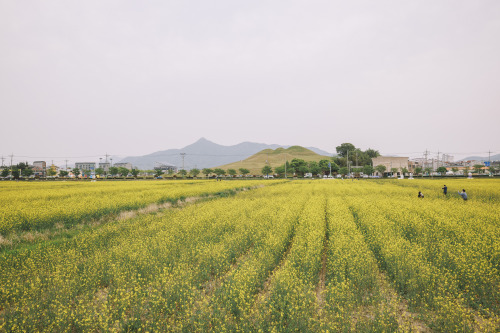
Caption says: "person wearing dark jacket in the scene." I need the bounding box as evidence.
[418,191,424,198]
[442,185,447,195]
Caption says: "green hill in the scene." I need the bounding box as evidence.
[217,146,331,175]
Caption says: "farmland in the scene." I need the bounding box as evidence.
[0,179,499,332]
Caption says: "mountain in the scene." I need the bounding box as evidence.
[459,154,500,162]
[118,138,282,170]
[118,138,334,170]
[217,146,331,175]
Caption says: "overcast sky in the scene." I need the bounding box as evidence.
[1,1,499,164]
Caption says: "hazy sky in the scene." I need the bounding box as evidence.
[1,1,499,164]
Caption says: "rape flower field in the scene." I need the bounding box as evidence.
[0,179,499,332]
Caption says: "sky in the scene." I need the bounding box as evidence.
[1,0,499,165]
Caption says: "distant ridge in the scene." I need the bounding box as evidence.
[118,138,333,170]
[217,146,330,175]
[459,154,500,162]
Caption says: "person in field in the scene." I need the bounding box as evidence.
[458,189,468,201]
[442,185,447,195]
[418,191,424,198]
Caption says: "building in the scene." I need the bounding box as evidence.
[33,161,46,176]
[114,162,133,170]
[75,162,96,171]
[99,162,111,172]
[154,162,177,173]
[372,156,409,176]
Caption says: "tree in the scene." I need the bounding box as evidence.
[473,164,483,174]
[365,148,380,158]
[11,167,20,179]
[451,167,459,173]
[22,167,34,177]
[227,169,236,177]
[318,160,330,175]
[488,165,496,175]
[391,167,398,176]
[375,165,386,175]
[72,168,81,178]
[308,161,321,176]
[1,168,9,178]
[437,166,447,174]
[274,165,286,177]
[109,167,119,176]
[155,169,164,178]
[47,169,57,177]
[95,167,105,176]
[239,168,250,176]
[118,167,129,176]
[415,167,423,175]
[290,159,308,177]
[131,169,140,178]
[178,169,187,177]
[262,165,273,177]
[202,168,213,177]
[339,167,348,176]
[424,167,433,175]
[401,167,409,175]
[213,168,225,176]
[363,165,374,176]
[59,170,69,178]
[336,143,356,158]
[190,168,200,178]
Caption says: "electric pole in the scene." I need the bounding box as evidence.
[437,150,440,169]
[1,155,4,167]
[65,160,68,171]
[180,153,186,170]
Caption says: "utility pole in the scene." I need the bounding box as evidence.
[65,160,68,171]
[424,149,429,171]
[180,153,186,170]
[10,153,13,178]
[1,155,4,167]
[436,150,440,169]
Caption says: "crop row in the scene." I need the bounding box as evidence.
[0,180,283,236]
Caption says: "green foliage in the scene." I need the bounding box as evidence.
[22,167,34,177]
[131,169,140,178]
[118,167,129,176]
[473,164,483,174]
[261,165,273,176]
[238,168,250,176]
[95,167,105,176]
[339,167,348,176]
[375,165,386,174]
[336,143,356,158]
[178,169,188,177]
[109,167,119,176]
[227,169,236,177]
[59,170,69,178]
[47,169,57,177]
[72,168,80,177]
[202,168,213,177]
[1,168,9,178]
[415,167,423,175]
[155,169,164,177]
[437,167,447,174]
[190,168,200,177]
[213,168,225,176]
[363,165,374,175]
[308,161,320,175]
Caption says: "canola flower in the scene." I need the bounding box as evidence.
[0,178,499,332]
